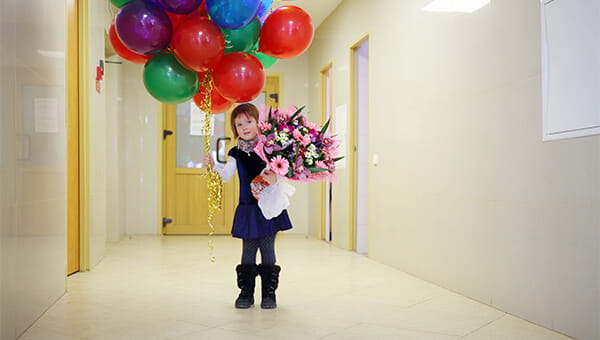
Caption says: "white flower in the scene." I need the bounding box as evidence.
[276,131,290,144]
[305,144,319,159]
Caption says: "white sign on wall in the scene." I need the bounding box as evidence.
[542,0,600,140]
[34,97,59,133]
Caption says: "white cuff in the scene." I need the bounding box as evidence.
[213,157,236,182]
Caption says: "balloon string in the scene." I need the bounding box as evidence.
[200,72,223,262]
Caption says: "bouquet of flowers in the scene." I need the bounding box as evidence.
[254,105,342,182]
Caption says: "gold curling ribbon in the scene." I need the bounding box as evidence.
[200,72,223,262]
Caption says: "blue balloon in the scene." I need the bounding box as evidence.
[206,0,261,30]
[257,0,273,19]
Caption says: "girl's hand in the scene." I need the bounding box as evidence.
[203,153,214,168]
[262,170,277,185]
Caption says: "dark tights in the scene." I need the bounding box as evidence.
[241,234,276,265]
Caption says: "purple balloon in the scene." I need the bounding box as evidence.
[156,0,203,14]
[115,0,172,55]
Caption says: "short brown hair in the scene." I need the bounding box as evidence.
[230,103,259,138]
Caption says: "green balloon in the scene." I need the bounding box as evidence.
[110,0,133,8]
[247,40,278,69]
[222,18,261,54]
[143,53,199,104]
[249,50,278,69]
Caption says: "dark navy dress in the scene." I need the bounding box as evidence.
[229,147,293,239]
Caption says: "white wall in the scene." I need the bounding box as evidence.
[87,0,111,267]
[0,0,67,338]
[122,63,162,235]
[105,61,126,242]
[82,3,161,239]
[308,1,600,339]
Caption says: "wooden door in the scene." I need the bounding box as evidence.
[162,104,236,234]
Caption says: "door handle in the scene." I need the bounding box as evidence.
[216,137,231,164]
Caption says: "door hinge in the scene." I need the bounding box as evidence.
[163,129,173,139]
[162,217,173,227]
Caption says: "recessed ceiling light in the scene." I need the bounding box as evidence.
[422,0,490,13]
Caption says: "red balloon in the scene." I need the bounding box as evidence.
[259,6,314,59]
[166,2,208,30]
[171,17,224,72]
[193,86,233,113]
[167,12,187,30]
[213,52,265,103]
[108,23,151,64]
[192,1,209,17]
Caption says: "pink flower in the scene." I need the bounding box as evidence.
[323,146,338,159]
[281,125,293,134]
[293,157,311,179]
[258,121,272,132]
[269,155,290,176]
[282,105,296,118]
[301,135,311,146]
[292,129,303,140]
[305,121,321,132]
[293,129,311,147]
[315,161,328,170]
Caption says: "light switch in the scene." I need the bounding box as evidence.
[372,153,379,166]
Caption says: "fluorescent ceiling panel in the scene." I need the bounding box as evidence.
[422,0,490,13]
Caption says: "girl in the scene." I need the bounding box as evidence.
[204,103,293,309]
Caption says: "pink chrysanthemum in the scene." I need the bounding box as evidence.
[269,155,290,176]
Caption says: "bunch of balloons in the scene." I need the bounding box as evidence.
[109,0,314,110]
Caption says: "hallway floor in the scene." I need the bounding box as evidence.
[21,235,572,340]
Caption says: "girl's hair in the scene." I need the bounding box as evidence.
[230,103,259,138]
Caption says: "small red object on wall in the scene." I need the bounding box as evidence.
[95,60,104,93]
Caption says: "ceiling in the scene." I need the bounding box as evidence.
[271,0,343,28]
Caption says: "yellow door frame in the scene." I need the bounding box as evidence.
[161,104,169,233]
[78,0,91,271]
[67,0,80,275]
[348,33,369,251]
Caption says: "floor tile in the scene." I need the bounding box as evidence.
[319,323,457,340]
[18,235,573,340]
[461,314,574,340]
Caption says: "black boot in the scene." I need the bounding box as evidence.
[258,264,281,309]
[235,264,258,309]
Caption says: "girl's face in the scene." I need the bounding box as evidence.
[234,113,258,141]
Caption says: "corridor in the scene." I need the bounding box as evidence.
[21,236,571,340]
